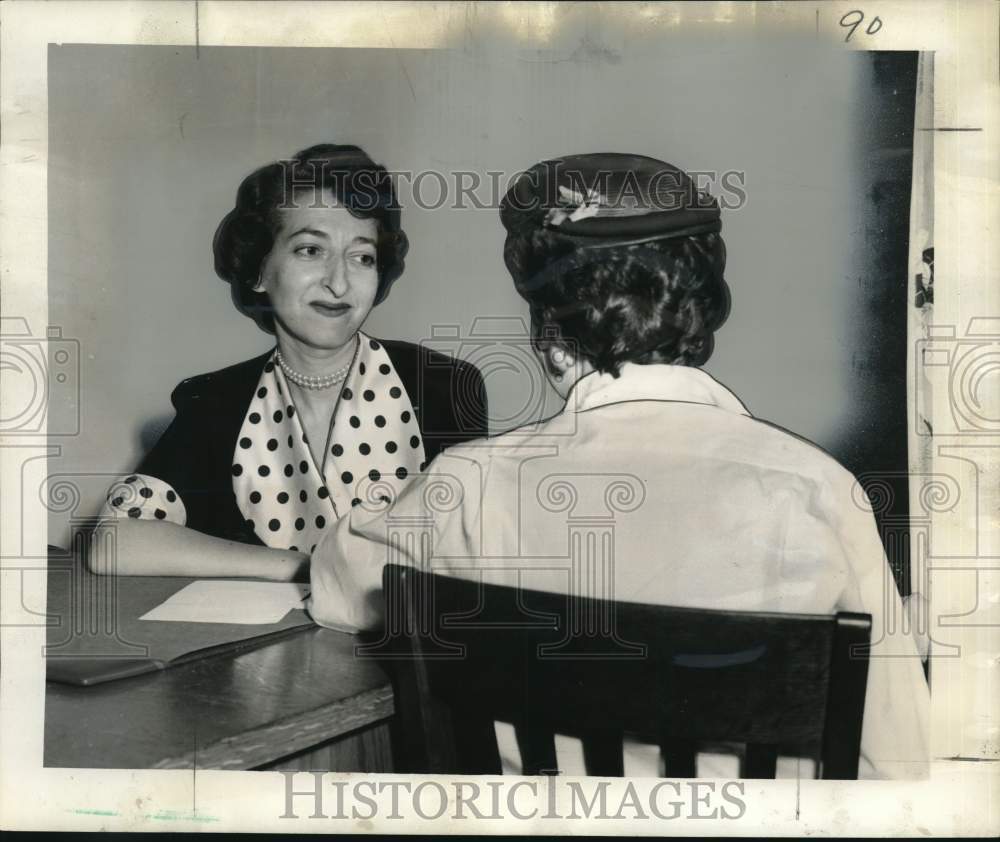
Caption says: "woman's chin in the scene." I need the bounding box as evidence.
[278,322,360,354]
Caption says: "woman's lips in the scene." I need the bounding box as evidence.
[310,301,351,318]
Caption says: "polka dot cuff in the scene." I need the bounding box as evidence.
[100,473,187,526]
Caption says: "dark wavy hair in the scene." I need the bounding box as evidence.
[213,143,408,333]
[504,228,730,374]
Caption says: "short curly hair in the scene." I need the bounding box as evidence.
[504,227,730,374]
[213,143,408,333]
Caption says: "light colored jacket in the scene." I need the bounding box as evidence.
[310,362,929,779]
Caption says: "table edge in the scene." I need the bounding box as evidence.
[148,682,395,771]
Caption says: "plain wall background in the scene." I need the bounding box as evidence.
[47,42,912,556]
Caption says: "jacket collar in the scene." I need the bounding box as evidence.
[565,363,752,417]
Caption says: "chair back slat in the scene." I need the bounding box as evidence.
[821,613,872,778]
[581,731,625,776]
[514,726,559,775]
[744,743,779,779]
[453,713,503,774]
[380,565,871,779]
[661,738,697,777]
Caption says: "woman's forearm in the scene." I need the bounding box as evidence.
[88,519,309,581]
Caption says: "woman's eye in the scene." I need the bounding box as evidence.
[295,245,322,258]
[352,253,376,268]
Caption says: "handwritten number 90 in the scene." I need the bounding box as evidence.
[840,10,883,42]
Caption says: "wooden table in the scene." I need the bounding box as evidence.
[43,556,395,771]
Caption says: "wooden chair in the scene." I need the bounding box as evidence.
[371,564,872,779]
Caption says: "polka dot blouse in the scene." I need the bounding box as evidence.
[102,333,426,553]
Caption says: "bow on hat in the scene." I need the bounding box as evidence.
[545,185,608,227]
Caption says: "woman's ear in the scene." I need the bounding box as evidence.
[252,269,267,294]
[544,344,577,381]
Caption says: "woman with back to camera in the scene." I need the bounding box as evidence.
[93,144,487,580]
[308,152,929,779]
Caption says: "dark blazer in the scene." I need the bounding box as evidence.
[137,339,488,546]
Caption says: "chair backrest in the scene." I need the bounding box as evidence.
[373,564,871,779]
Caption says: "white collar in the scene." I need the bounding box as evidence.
[565,363,752,417]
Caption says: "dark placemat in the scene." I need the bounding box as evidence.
[45,560,314,686]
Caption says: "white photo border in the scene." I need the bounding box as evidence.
[1,0,997,835]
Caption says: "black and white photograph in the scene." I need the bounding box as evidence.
[1,0,997,835]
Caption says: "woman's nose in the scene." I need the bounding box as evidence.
[324,259,349,296]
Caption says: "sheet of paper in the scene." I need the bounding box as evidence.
[139,580,310,625]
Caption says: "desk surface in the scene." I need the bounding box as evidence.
[44,558,393,770]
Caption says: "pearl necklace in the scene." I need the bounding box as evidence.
[275,349,353,391]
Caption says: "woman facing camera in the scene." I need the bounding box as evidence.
[95,144,487,580]
[309,153,928,779]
